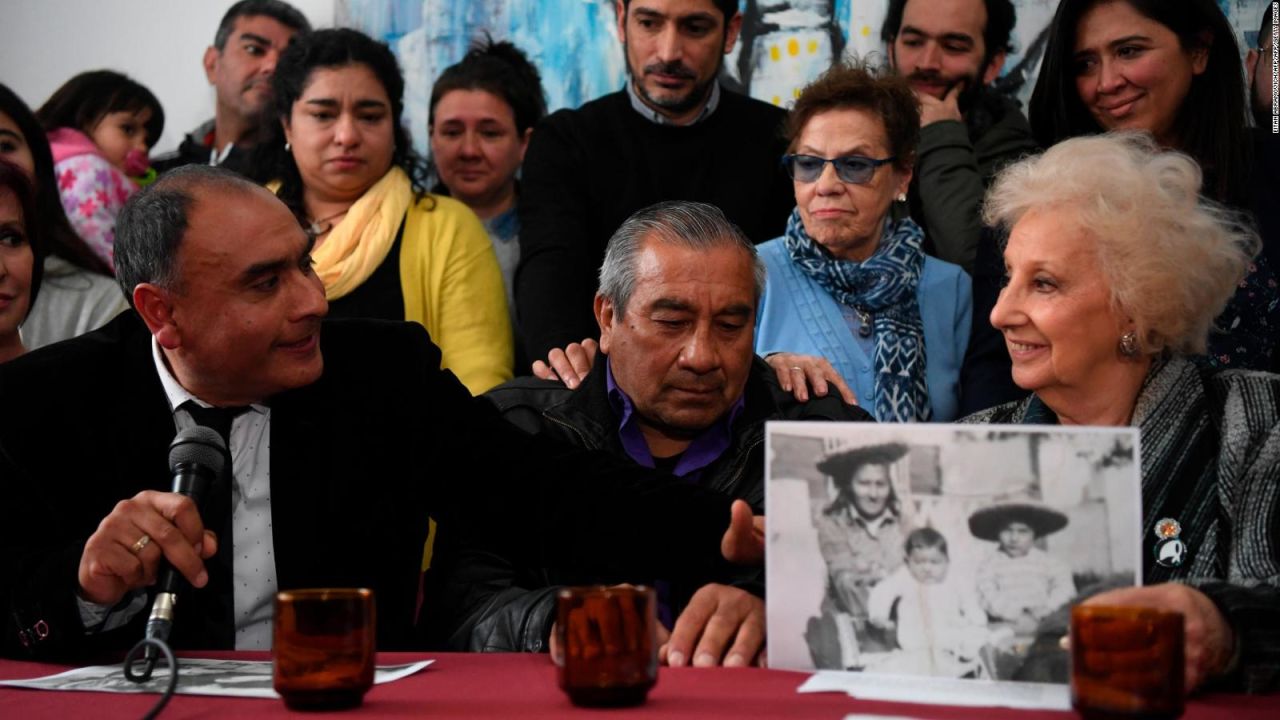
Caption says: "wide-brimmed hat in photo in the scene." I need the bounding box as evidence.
[816,442,909,482]
[968,501,1069,541]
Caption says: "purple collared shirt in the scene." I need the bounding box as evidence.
[605,359,745,480]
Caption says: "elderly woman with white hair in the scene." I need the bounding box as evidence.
[965,132,1280,693]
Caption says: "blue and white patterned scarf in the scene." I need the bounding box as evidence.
[783,208,932,422]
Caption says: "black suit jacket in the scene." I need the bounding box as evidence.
[0,313,736,660]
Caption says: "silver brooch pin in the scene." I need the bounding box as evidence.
[1153,518,1186,568]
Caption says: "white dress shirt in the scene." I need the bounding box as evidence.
[77,342,279,649]
[150,339,278,649]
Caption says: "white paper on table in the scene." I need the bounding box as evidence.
[800,670,1071,711]
[0,658,433,698]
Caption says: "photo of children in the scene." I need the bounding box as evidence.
[865,527,991,677]
[970,502,1078,632]
[765,423,1141,686]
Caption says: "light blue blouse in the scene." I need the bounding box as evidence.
[754,238,972,421]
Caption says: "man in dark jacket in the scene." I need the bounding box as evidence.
[152,1,309,175]
[425,200,870,667]
[881,0,1037,274]
[881,0,1038,414]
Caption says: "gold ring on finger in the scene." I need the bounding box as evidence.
[130,534,152,555]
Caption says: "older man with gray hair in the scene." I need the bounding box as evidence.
[425,200,870,667]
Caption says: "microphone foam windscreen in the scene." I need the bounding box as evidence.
[168,425,228,476]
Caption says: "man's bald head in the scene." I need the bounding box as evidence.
[115,165,278,304]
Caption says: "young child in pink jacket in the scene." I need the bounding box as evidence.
[37,70,163,271]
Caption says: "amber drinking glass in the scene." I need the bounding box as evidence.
[273,588,375,710]
[1070,605,1185,720]
[556,585,658,707]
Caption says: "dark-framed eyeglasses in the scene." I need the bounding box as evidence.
[781,154,896,185]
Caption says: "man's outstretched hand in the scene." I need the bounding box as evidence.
[721,500,764,565]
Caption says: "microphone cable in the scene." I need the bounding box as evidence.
[118,425,228,719]
[123,635,178,720]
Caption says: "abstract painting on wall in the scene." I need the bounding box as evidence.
[336,0,1273,156]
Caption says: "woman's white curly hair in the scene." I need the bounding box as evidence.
[983,131,1260,355]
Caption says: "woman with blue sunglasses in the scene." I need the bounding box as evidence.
[755,61,971,422]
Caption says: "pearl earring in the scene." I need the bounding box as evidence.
[284,141,291,152]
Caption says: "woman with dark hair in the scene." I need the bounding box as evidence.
[0,84,127,350]
[0,160,43,363]
[1028,0,1278,370]
[809,442,911,664]
[35,70,164,270]
[430,37,546,333]
[755,61,971,422]
[250,28,512,394]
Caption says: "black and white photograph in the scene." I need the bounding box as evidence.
[766,422,1142,685]
[0,658,432,698]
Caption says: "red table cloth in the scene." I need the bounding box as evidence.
[2,652,1276,719]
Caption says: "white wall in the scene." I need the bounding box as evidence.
[0,0,335,155]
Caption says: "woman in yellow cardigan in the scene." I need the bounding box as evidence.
[250,28,511,394]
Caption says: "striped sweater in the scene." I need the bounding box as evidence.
[963,355,1280,692]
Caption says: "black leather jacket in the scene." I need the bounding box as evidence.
[420,355,870,652]
[150,120,255,177]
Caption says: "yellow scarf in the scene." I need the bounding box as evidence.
[304,167,412,301]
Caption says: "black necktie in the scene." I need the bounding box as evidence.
[182,402,249,448]
[179,401,250,648]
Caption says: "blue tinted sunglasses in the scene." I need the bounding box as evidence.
[781,154,897,185]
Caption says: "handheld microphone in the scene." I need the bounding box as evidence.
[144,426,227,647]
